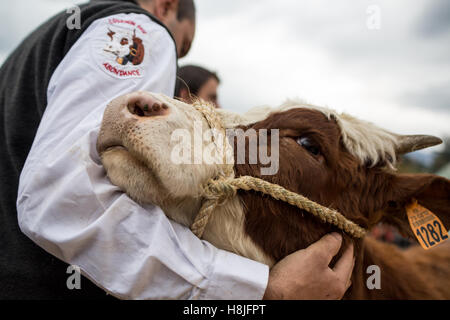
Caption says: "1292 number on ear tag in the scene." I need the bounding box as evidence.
[406,199,449,250]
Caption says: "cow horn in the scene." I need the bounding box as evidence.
[395,134,443,154]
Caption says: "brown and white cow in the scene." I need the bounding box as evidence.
[97,91,450,299]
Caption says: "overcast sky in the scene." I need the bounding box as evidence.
[1,0,449,153]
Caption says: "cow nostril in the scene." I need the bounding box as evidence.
[128,103,145,117]
[127,101,170,117]
[134,104,145,117]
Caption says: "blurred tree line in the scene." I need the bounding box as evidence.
[430,136,450,172]
[397,136,450,175]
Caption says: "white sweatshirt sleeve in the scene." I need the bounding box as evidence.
[16,13,269,300]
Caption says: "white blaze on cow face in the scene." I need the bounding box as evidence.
[169,122,233,166]
[97,92,227,201]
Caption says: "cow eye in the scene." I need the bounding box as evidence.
[120,38,129,45]
[296,137,321,156]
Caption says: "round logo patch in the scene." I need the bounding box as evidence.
[94,17,149,79]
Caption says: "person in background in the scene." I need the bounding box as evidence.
[175,64,221,107]
[370,223,413,249]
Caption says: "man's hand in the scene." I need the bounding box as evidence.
[263,233,355,300]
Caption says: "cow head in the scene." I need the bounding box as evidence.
[97,91,450,264]
[232,106,449,261]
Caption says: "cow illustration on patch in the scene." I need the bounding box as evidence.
[104,28,145,66]
[94,20,149,79]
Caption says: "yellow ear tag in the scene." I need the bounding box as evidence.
[406,199,449,250]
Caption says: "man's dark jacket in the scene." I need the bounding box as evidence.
[0,0,174,299]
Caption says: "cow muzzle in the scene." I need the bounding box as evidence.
[126,91,170,118]
[97,92,170,157]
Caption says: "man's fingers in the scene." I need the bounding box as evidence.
[306,232,343,265]
[333,242,355,286]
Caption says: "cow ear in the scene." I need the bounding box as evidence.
[380,173,450,239]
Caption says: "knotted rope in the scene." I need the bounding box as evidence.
[191,101,367,239]
[190,176,367,238]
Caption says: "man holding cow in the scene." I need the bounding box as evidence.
[0,0,354,299]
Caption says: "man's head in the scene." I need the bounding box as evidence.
[137,0,196,58]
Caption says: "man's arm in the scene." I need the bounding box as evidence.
[17,12,269,300]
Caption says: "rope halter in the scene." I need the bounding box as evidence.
[190,101,367,239]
